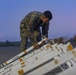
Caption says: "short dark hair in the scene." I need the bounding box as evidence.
[43,10,52,20]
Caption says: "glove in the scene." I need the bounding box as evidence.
[33,43,39,49]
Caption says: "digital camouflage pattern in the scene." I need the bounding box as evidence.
[20,11,49,52]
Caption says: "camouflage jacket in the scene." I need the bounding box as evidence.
[20,11,50,38]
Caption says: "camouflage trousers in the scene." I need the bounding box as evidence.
[20,27,41,52]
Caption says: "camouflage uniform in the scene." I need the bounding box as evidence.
[20,11,49,52]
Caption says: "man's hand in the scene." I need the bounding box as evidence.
[33,43,39,49]
[44,37,48,43]
[45,37,48,41]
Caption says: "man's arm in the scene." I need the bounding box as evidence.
[42,22,49,38]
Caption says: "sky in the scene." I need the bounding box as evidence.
[0,0,76,41]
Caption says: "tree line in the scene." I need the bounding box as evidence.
[0,41,20,47]
[0,35,76,47]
